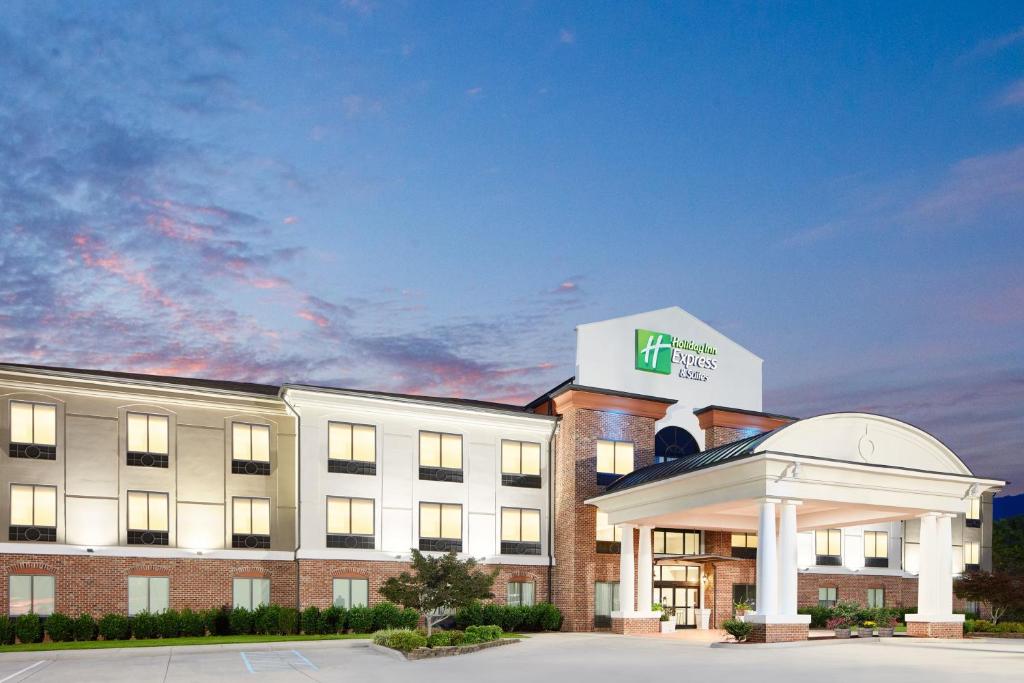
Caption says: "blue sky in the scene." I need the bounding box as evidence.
[1,2,1022,490]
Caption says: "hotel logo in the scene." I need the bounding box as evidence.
[635,329,673,374]
[634,328,719,381]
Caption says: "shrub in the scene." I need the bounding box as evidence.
[278,607,300,635]
[501,605,531,632]
[98,613,131,641]
[426,629,464,648]
[797,605,832,629]
[347,606,374,633]
[480,603,503,628]
[131,611,160,640]
[44,612,75,642]
[373,628,427,652]
[179,609,205,637]
[0,615,15,645]
[463,624,502,644]
[372,601,403,631]
[398,608,420,630]
[73,614,97,641]
[455,600,485,629]
[228,607,254,635]
[301,606,325,635]
[15,613,43,644]
[158,609,181,638]
[723,618,754,643]
[533,603,562,631]
[203,607,231,636]
[322,605,345,633]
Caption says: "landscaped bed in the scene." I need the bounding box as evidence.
[372,625,517,660]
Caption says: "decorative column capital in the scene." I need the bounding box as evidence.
[780,499,803,507]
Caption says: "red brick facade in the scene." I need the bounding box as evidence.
[907,621,964,638]
[610,616,660,635]
[749,622,810,643]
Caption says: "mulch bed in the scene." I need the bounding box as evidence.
[405,638,518,660]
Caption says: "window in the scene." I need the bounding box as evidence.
[126,413,169,468]
[9,484,57,542]
[731,532,757,559]
[653,529,700,555]
[232,423,271,475]
[232,578,270,609]
[501,440,541,488]
[732,584,756,613]
[507,581,536,606]
[333,578,369,608]
[864,531,888,567]
[328,422,376,475]
[595,440,633,480]
[818,587,837,608]
[419,431,463,482]
[594,582,619,628]
[964,541,980,571]
[232,497,271,548]
[501,507,541,555]
[419,502,462,552]
[326,496,374,549]
[9,401,56,459]
[656,565,700,583]
[815,529,842,565]
[9,575,54,615]
[596,511,622,553]
[965,600,980,618]
[127,491,169,545]
[128,576,169,615]
[967,498,982,528]
[867,588,885,609]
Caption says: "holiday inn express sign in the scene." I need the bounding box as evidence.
[635,328,719,382]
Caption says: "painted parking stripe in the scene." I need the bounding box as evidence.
[240,652,255,674]
[240,651,317,673]
[0,661,46,683]
[290,650,318,671]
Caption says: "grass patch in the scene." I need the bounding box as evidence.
[0,633,370,653]
[895,626,907,633]
[501,632,526,639]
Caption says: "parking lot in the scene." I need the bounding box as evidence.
[1,633,1023,682]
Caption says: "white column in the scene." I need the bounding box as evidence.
[637,525,654,615]
[617,524,635,616]
[917,513,938,615]
[777,500,800,617]
[755,499,778,617]
[935,514,954,616]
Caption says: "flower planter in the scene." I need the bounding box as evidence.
[660,620,675,634]
[834,628,851,639]
[857,627,874,638]
[877,628,894,638]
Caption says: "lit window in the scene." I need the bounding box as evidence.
[419,432,462,472]
[9,575,54,616]
[964,541,980,569]
[127,491,169,545]
[656,565,699,583]
[966,498,982,527]
[818,587,837,608]
[654,529,700,555]
[9,401,56,459]
[501,440,542,487]
[333,578,368,608]
[501,507,541,555]
[328,423,376,475]
[507,581,536,607]
[232,497,271,548]
[596,511,622,553]
[128,576,169,615]
[232,423,270,475]
[232,578,270,609]
[127,413,168,454]
[731,532,757,558]
[867,588,885,608]
[815,529,842,564]
[419,502,462,552]
[864,531,888,567]
[596,440,633,475]
[9,484,57,542]
[326,496,375,549]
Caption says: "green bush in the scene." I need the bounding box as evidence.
[723,618,754,643]
[322,605,345,633]
[371,601,403,631]
[131,611,159,640]
[158,609,181,638]
[347,606,374,633]
[426,629,464,647]
[73,614,97,641]
[797,605,832,629]
[532,603,562,631]
[373,628,427,652]
[251,604,279,635]
[44,612,75,642]
[301,606,324,635]
[480,603,503,628]
[455,600,485,628]
[502,605,531,632]
[0,615,15,645]
[179,609,205,637]
[456,601,562,632]
[463,624,502,644]
[98,613,130,641]
[203,607,230,636]
[277,607,300,635]
[398,608,420,630]
[228,607,254,635]
[15,614,43,644]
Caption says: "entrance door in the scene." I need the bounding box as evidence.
[673,587,698,628]
[594,582,619,629]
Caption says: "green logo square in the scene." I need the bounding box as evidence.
[635,329,673,374]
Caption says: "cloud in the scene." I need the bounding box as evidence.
[909,145,1024,222]
[559,29,575,44]
[465,86,483,97]
[961,26,1024,62]
[995,78,1024,107]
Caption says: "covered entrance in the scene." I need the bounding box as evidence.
[587,413,1004,642]
[653,563,700,628]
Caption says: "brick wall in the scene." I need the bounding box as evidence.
[907,621,963,638]
[610,616,660,635]
[749,622,809,643]
[704,426,752,449]
[704,531,756,627]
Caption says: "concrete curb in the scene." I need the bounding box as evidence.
[368,643,409,661]
[0,638,370,662]
[710,637,883,649]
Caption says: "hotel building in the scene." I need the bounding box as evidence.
[0,307,1003,642]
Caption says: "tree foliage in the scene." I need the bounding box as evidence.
[993,516,1024,575]
[954,571,1024,624]
[379,549,498,635]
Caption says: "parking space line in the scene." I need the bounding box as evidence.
[0,661,46,683]
[290,650,318,671]
[239,652,255,674]
[240,651,317,674]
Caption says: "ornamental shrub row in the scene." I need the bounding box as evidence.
[965,620,1024,634]
[0,602,419,645]
[797,604,913,629]
[455,601,562,632]
[373,625,502,653]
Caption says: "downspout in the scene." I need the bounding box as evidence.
[547,419,560,604]
[281,389,302,611]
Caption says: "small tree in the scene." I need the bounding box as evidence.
[954,571,1023,624]
[379,549,498,636]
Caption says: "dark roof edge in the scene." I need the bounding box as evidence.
[693,404,797,421]
[524,377,576,410]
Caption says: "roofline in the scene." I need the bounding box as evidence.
[524,376,575,410]
[693,405,797,421]
[543,383,677,406]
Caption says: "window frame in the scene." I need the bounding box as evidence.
[231,422,271,476]
[964,540,981,570]
[507,581,536,607]
[866,587,885,609]
[326,496,375,549]
[500,507,541,555]
[8,483,57,542]
[966,498,982,528]
[418,501,463,552]
[332,578,369,608]
[231,496,271,549]
[730,532,758,559]
[815,529,842,565]
[8,574,55,616]
[595,439,634,478]
[418,431,464,482]
[863,530,889,567]
[232,577,270,610]
[327,421,377,475]
[818,586,838,608]
[653,528,701,556]
[128,576,170,615]
[126,490,170,546]
[8,400,57,460]
[595,510,622,554]
[500,439,542,488]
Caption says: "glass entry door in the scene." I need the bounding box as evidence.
[654,586,699,628]
[594,581,619,629]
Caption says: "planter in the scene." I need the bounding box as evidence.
[697,608,712,631]
[857,627,874,638]
[834,628,851,639]
[877,628,894,638]
[659,620,675,634]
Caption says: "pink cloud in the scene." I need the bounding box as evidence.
[283,216,300,224]
[297,309,329,327]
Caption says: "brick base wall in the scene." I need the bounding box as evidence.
[907,621,964,639]
[748,622,809,643]
[610,616,660,635]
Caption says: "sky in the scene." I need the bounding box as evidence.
[1,2,1022,492]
